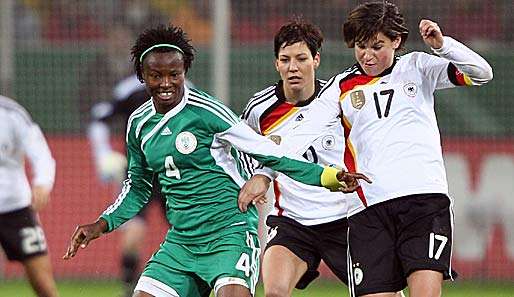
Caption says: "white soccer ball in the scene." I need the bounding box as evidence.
[98,151,127,183]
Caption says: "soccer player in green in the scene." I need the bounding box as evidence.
[63,24,370,297]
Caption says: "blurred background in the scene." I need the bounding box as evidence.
[0,0,513,295]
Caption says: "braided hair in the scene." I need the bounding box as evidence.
[131,24,195,81]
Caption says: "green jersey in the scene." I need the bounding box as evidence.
[101,87,328,243]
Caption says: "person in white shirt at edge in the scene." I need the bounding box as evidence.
[238,19,404,297]
[259,2,492,297]
[0,94,59,297]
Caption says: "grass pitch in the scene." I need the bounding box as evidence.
[1,279,513,296]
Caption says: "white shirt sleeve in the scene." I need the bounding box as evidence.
[282,76,342,155]
[429,36,493,88]
[13,113,56,189]
[241,103,278,180]
[217,121,303,162]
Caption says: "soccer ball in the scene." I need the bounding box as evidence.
[98,151,127,183]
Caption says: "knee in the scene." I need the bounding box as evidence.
[265,284,291,297]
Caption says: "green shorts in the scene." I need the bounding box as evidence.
[139,231,261,296]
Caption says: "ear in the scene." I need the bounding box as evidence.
[313,52,321,69]
[275,59,280,72]
[140,69,148,83]
[392,36,402,50]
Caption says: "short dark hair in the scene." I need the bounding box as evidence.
[343,1,409,49]
[131,24,195,81]
[274,18,324,58]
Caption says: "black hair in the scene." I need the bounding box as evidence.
[274,18,324,58]
[343,1,409,50]
[131,24,195,81]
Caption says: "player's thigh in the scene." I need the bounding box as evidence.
[121,217,146,249]
[262,245,308,294]
[348,205,406,296]
[0,207,48,262]
[198,231,260,297]
[396,194,454,280]
[140,244,210,297]
[317,218,349,285]
[265,216,322,290]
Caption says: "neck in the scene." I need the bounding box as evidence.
[284,82,315,105]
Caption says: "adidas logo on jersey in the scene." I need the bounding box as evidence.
[161,127,173,135]
[295,113,304,121]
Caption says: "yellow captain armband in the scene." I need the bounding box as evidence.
[320,166,347,191]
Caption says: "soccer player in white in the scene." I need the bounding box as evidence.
[239,19,391,297]
[0,95,59,297]
[279,2,493,297]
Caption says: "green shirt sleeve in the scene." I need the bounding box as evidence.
[216,121,325,186]
[99,119,153,232]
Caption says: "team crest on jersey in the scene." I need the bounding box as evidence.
[353,266,364,285]
[269,135,281,145]
[175,131,197,154]
[267,226,278,243]
[350,90,365,109]
[403,82,418,97]
[321,135,336,150]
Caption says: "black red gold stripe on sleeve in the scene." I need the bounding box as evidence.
[341,116,368,207]
[260,102,298,135]
[447,63,473,86]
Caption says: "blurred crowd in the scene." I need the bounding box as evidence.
[13,0,513,47]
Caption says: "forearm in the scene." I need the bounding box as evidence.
[432,36,493,85]
[100,175,151,232]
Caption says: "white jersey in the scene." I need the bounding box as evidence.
[242,80,353,225]
[0,95,56,213]
[283,37,493,216]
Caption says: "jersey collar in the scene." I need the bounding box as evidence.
[355,56,400,77]
[151,86,189,117]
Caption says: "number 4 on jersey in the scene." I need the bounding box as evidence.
[164,156,181,179]
[236,253,250,277]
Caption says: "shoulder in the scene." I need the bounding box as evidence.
[397,51,437,68]
[186,88,239,126]
[319,65,361,97]
[113,75,146,101]
[0,95,33,125]
[126,99,154,137]
[241,83,279,120]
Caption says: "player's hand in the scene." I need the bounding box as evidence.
[31,185,51,211]
[419,19,444,49]
[63,219,107,260]
[336,169,372,193]
[97,150,127,183]
[238,174,271,212]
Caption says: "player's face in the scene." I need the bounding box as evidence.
[275,41,319,95]
[142,51,186,114]
[354,32,401,77]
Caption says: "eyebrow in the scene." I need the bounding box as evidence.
[279,52,309,58]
